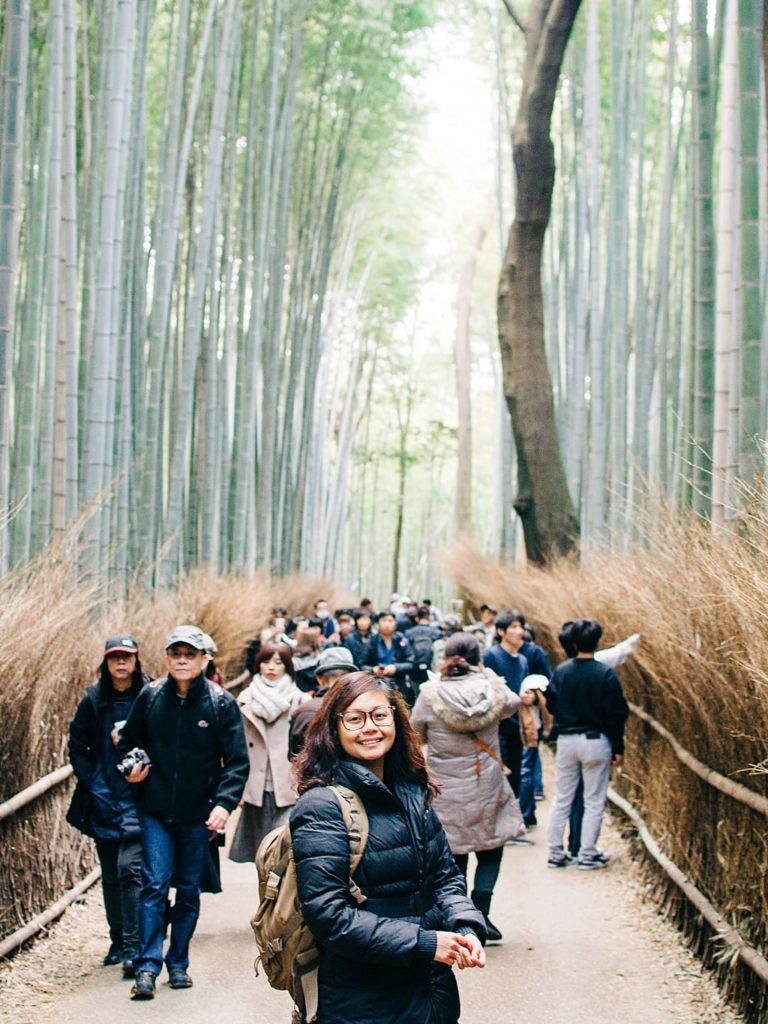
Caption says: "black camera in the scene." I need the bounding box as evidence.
[116,747,151,776]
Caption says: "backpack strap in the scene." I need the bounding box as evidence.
[205,678,228,730]
[328,785,369,905]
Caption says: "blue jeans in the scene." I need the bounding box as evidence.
[533,749,544,795]
[519,746,538,824]
[134,814,210,975]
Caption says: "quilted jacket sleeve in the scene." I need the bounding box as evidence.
[290,788,438,965]
[422,805,487,942]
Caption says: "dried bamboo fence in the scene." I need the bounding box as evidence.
[0,671,250,957]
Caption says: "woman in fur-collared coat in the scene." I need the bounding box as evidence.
[410,632,525,943]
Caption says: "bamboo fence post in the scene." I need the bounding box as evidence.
[0,764,74,822]
[607,786,768,985]
[0,867,101,959]
[628,700,768,815]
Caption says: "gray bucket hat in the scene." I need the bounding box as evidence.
[315,646,356,677]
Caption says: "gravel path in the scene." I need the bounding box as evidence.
[1,756,745,1024]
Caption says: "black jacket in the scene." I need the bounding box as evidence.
[290,760,485,1024]
[545,656,629,755]
[364,633,415,704]
[342,631,371,668]
[118,673,249,823]
[68,677,147,840]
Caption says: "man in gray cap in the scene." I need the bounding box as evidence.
[118,625,248,1000]
[288,646,355,757]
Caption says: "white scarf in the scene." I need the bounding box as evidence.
[248,673,296,723]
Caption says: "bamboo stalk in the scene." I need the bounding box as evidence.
[607,787,768,985]
[0,764,73,822]
[628,701,768,814]
[0,867,101,959]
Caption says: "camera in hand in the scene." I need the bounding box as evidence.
[117,747,151,776]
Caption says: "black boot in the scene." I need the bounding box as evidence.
[471,889,503,944]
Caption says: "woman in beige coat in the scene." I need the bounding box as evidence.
[228,642,309,863]
[410,632,524,943]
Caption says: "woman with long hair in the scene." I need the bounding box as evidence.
[290,671,486,1024]
[410,632,525,943]
[68,636,149,978]
[228,642,308,863]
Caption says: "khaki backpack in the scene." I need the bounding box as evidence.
[250,785,369,1024]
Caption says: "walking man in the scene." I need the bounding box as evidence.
[119,625,249,998]
[481,609,536,798]
[545,618,629,870]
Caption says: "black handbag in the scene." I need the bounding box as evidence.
[66,780,95,837]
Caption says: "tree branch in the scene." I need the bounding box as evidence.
[525,0,583,137]
[500,0,526,33]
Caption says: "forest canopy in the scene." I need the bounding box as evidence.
[0,0,766,598]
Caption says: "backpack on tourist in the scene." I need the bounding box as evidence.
[250,785,369,1023]
[407,624,438,686]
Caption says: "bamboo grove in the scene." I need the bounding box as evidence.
[2,0,768,594]
[0,0,434,588]
[497,0,768,549]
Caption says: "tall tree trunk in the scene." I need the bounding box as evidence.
[713,0,739,529]
[737,0,763,484]
[392,375,415,596]
[582,0,604,547]
[0,0,30,572]
[692,0,716,513]
[455,220,487,534]
[497,0,581,564]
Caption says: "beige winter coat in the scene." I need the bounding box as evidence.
[410,669,526,855]
[237,689,307,808]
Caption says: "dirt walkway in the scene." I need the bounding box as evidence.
[1,754,744,1024]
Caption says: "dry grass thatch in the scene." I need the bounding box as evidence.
[0,555,349,946]
[442,518,768,1021]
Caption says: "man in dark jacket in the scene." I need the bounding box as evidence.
[405,606,440,691]
[119,625,249,999]
[68,635,148,978]
[544,618,629,870]
[344,608,374,667]
[364,611,415,705]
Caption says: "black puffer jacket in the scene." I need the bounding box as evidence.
[118,673,249,823]
[290,760,485,1024]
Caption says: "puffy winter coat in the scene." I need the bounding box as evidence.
[410,670,525,855]
[68,678,146,840]
[290,759,486,1024]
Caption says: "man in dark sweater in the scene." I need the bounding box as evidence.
[481,609,536,799]
[544,618,629,870]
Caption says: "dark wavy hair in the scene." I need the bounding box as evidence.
[293,671,437,798]
[440,632,482,678]
[254,641,295,679]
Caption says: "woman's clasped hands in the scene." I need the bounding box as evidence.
[433,931,486,970]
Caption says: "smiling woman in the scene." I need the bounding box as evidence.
[289,672,487,1024]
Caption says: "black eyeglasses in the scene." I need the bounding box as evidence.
[337,706,395,732]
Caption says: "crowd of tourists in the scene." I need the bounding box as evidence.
[66,594,635,1021]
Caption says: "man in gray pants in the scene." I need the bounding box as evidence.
[544,618,629,870]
